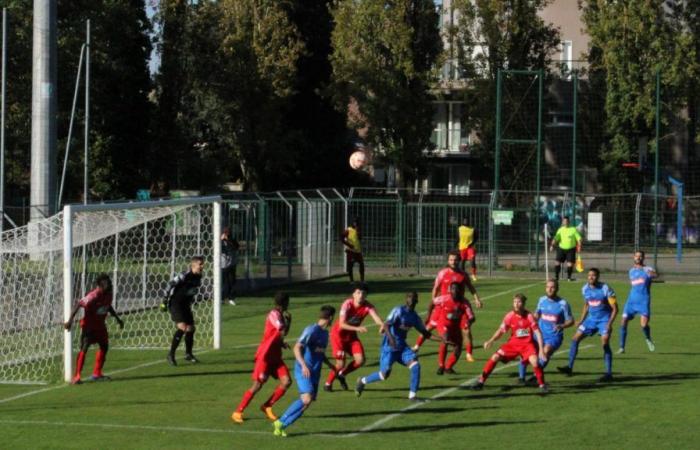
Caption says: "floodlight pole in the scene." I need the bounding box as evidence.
[83,19,90,205]
[1,8,6,234]
[571,72,578,219]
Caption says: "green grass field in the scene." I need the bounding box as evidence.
[1,275,699,449]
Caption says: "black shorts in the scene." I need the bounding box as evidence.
[170,301,195,325]
[556,247,576,264]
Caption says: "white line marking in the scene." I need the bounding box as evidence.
[346,344,594,437]
[0,419,272,436]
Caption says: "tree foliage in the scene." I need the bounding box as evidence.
[580,0,693,190]
[330,0,442,181]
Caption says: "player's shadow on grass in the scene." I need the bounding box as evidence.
[111,369,249,382]
[305,420,538,436]
[561,371,700,390]
[369,384,456,392]
[314,405,498,419]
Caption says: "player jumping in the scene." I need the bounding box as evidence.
[272,305,336,437]
[64,274,124,384]
[413,250,482,362]
[324,283,393,392]
[355,292,442,401]
[558,268,618,382]
[233,292,293,424]
[471,293,548,394]
[619,250,657,354]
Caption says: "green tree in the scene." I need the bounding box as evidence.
[330,0,442,182]
[449,0,560,194]
[580,0,688,191]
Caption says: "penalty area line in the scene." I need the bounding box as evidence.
[345,344,594,437]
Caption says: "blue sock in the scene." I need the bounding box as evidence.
[568,340,580,369]
[603,343,612,375]
[642,325,651,340]
[538,357,549,370]
[518,360,527,380]
[280,399,305,428]
[409,363,421,393]
[619,326,627,349]
[362,371,383,385]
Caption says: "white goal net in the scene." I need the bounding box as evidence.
[0,197,221,384]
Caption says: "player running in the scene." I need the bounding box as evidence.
[272,305,336,437]
[233,292,293,424]
[355,292,442,401]
[413,250,482,363]
[64,274,124,384]
[458,218,478,281]
[471,294,547,394]
[619,250,657,354]
[557,268,618,382]
[324,283,393,391]
[518,279,573,382]
[434,283,474,375]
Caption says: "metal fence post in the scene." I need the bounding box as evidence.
[488,191,495,277]
[298,191,313,280]
[417,192,423,276]
[317,190,332,277]
[276,192,293,281]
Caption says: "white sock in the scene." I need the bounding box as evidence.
[408,391,416,399]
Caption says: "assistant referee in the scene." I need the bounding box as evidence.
[549,216,582,281]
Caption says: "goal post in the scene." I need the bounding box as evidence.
[61,196,222,382]
[0,196,221,384]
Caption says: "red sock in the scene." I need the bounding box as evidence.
[93,349,106,377]
[415,334,426,348]
[263,386,287,407]
[74,351,86,379]
[340,361,362,377]
[465,343,473,355]
[236,390,255,413]
[534,366,545,386]
[437,343,447,368]
[445,354,457,369]
[480,359,497,382]
[326,366,340,385]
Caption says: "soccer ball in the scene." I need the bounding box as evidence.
[349,150,368,170]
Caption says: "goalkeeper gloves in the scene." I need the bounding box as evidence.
[159,298,170,312]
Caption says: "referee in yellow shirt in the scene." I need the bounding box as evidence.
[549,216,582,281]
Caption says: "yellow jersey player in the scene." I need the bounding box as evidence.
[458,218,478,281]
[341,218,364,283]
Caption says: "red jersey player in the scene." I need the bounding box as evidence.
[64,274,124,384]
[434,282,475,374]
[470,294,548,394]
[414,250,482,362]
[324,283,392,391]
[233,292,293,424]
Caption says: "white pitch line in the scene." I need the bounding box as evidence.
[346,344,594,437]
[0,419,272,436]
[0,342,260,405]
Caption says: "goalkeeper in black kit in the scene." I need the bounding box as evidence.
[163,256,205,366]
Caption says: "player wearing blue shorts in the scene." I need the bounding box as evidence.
[273,305,335,437]
[518,279,573,382]
[355,292,441,401]
[619,250,657,353]
[557,268,618,382]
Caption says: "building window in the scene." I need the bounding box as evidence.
[432,102,469,152]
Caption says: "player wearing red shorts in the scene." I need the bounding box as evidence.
[324,283,392,391]
[413,250,482,362]
[233,292,292,423]
[434,282,475,374]
[458,218,478,281]
[64,274,124,384]
[470,293,548,394]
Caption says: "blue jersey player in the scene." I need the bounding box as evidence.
[519,280,573,382]
[619,250,657,354]
[557,268,618,382]
[355,292,441,401]
[273,305,335,437]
